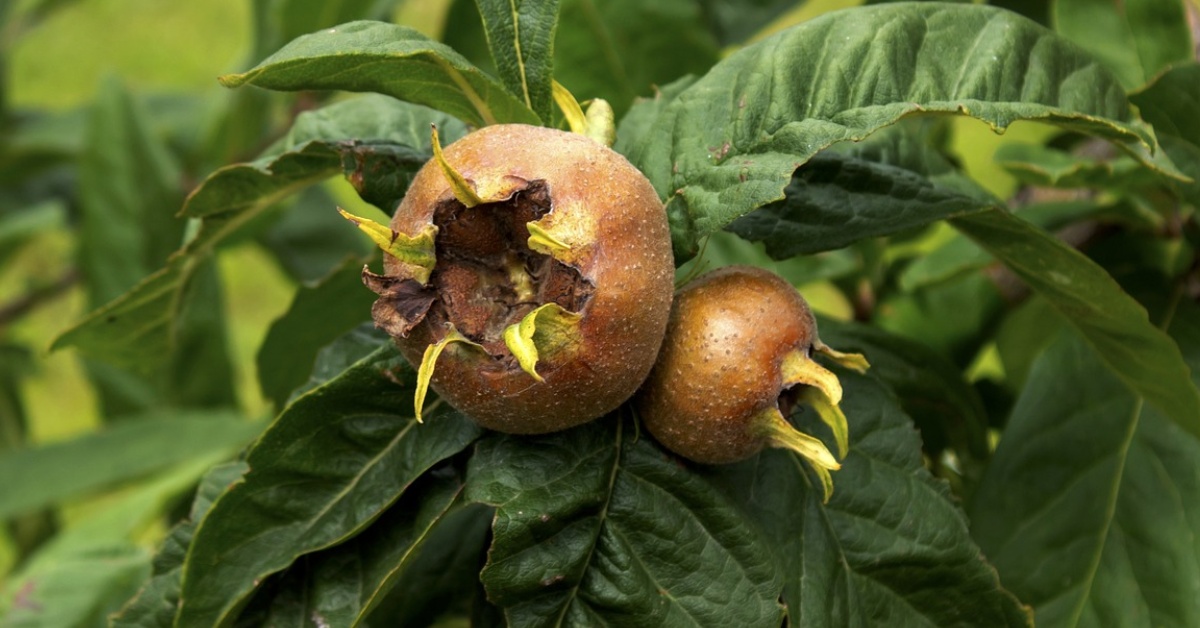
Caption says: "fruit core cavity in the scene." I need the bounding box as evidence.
[364,180,595,368]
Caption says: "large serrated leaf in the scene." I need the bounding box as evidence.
[174,345,483,628]
[971,299,1200,627]
[476,0,562,121]
[52,96,460,369]
[621,2,1168,260]
[465,418,784,627]
[726,121,997,258]
[708,370,1031,627]
[220,20,539,127]
[709,108,1200,439]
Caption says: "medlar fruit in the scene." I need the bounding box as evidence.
[635,265,868,500]
[343,123,673,434]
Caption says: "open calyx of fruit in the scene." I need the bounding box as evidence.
[339,102,674,435]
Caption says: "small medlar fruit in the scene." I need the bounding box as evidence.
[635,265,868,500]
[343,123,674,434]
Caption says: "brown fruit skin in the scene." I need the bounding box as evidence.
[636,265,817,464]
[385,124,674,434]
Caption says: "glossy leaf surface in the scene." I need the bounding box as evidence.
[174,345,482,627]
[621,3,1163,259]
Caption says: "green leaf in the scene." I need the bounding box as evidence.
[475,0,562,121]
[0,199,65,270]
[624,3,1166,259]
[465,418,785,627]
[77,76,183,306]
[252,0,399,59]
[1130,62,1200,208]
[707,370,1030,627]
[970,300,1200,627]
[220,21,539,127]
[553,0,719,114]
[71,78,238,411]
[726,121,997,258]
[256,258,376,410]
[952,209,1200,439]
[184,94,464,219]
[1,544,150,628]
[1053,0,1192,90]
[52,96,460,369]
[818,318,991,462]
[238,470,490,627]
[2,455,225,628]
[713,98,1200,438]
[697,0,802,46]
[257,185,372,283]
[0,411,260,519]
[174,345,483,628]
[878,272,1006,366]
[900,200,1103,291]
[993,142,1159,190]
[111,462,248,628]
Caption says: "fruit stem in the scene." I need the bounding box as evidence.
[337,208,437,283]
[431,124,483,207]
[751,406,839,503]
[415,325,483,422]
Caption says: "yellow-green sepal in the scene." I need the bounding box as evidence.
[781,349,843,404]
[431,124,483,207]
[502,303,583,382]
[814,339,870,373]
[337,208,437,283]
[526,220,572,257]
[551,81,615,147]
[752,406,839,503]
[584,98,615,147]
[415,326,483,422]
[781,348,851,459]
[797,386,850,459]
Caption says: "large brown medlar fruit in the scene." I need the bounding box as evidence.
[345,123,674,434]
